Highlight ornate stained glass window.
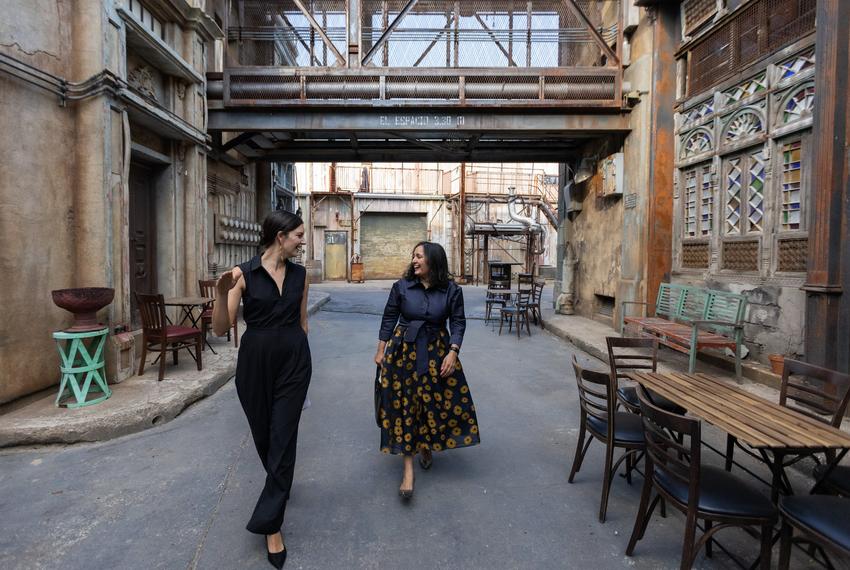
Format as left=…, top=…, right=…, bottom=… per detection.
left=747, top=150, right=765, bottom=233
left=777, top=49, right=815, bottom=82
left=684, top=170, right=698, bottom=238
left=722, top=74, right=767, bottom=107
left=724, top=149, right=765, bottom=235
left=684, top=164, right=712, bottom=238
left=724, top=109, right=764, bottom=143
left=781, top=141, right=803, bottom=231
left=699, top=164, right=713, bottom=236
left=782, top=84, right=814, bottom=124
left=725, top=158, right=742, bottom=234
left=682, top=100, right=714, bottom=128
left=681, top=129, right=713, bottom=159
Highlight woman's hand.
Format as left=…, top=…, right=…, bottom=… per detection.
left=440, top=350, right=458, bottom=377
left=374, top=341, right=387, bottom=366
left=216, top=267, right=243, bottom=296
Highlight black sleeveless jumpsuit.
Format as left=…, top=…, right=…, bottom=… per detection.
left=235, top=255, right=312, bottom=535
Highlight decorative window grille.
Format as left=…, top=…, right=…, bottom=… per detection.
left=684, top=164, right=713, bottom=238
left=682, top=99, right=715, bottom=128
left=724, top=149, right=765, bottom=235
left=722, top=74, right=768, bottom=107
left=682, top=242, right=710, bottom=268
left=724, top=109, right=765, bottom=142
left=780, top=140, right=803, bottom=230
left=683, top=0, right=718, bottom=36
left=782, top=84, right=814, bottom=124
left=777, top=48, right=815, bottom=82
left=686, top=0, right=815, bottom=96
left=681, top=129, right=713, bottom=159
left=747, top=151, right=766, bottom=232
left=725, top=158, right=742, bottom=233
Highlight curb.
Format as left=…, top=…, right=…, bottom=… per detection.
left=0, top=292, right=331, bottom=448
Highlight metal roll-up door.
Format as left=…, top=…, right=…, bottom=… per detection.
left=360, top=213, right=427, bottom=280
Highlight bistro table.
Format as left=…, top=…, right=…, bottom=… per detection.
left=164, top=296, right=215, bottom=352
left=625, top=371, right=850, bottom=503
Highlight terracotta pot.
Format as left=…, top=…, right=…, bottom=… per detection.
left=51, top=287, right=114, bottom=332
left=768, top=354, right=785, bottom=375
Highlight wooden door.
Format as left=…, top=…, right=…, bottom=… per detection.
left=129, top=162, right=156, bottom=325
left=324, top=231, right=348, bottom=280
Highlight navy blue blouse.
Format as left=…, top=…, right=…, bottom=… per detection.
left=378, top=278, right=466, bottom=349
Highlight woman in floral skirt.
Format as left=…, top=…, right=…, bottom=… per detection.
left=373, top=241, right=480, bottom=499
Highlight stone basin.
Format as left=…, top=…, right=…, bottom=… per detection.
left=51, top=287, right=114, bottom=332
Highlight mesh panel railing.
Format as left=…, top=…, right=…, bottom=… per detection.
left=687, top=0, right=815, bottom=96
left=360, top=0, right=618, bottom=68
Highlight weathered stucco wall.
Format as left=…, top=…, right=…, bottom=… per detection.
left=0, top=0, right=78, bottom=403
left=565, top=9, right=656, bottom=327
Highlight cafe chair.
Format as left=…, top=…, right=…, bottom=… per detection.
left=778, top=496, right=850, bottom=570
left=725, top=359, right=850, bottom=484
left=484, top=279, right=511, bottom=325
left=199, top=279, right=238, bottom=349
left=525, top=281, right=545, bottom=328
left=626, top=385, right=776, bottom=570
left=569, top=356, right=645, bottom=523
left=136, top=293, right=203, bottom=382
left=499, top=289, right=533, bottom=339
left=606, top=336, right=684, bottom=415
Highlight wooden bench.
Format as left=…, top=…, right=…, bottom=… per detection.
left=620, top=283, right=748, bottom=380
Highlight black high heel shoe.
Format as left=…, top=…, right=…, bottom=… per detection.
left=267, top=535, right=287, bottom=569
left=267, top=549, right=286, bottom=569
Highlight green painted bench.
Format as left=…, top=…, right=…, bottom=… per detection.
left=620, top=283, right=748, bottom=380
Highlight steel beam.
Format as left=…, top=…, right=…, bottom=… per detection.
left=209, top=109, right=631, bottom=133
left=564, top=0, right=619, bottom=65
left=362, top=0, right=419, bottom=65
left=292, top=0, right=346, bottom=65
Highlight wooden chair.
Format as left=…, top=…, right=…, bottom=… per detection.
left=725, top=359, right=850, bottom=488
left=517, top=272, right=534, bottom=291
left=499, top=289, right=532, bottom=338
left=136, top=293, right=202, bottom=382
left=626, top=385, right=776, bottom=570
left=198, top=279, right=238, bottom=349
left=569, top=356, right=645, bottom=523
left=606, top=336, right=684, bottom=415
left=484, top=279, right=511, bottom=324
left=778, top=496, right=850, bottom=570
left=525, top=281, right=545, bottom=328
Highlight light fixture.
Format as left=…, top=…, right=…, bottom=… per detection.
left=574, top=158, right=595, bottom=184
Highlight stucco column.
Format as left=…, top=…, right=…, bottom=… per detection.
left=71, top=1, right=111, bottom=291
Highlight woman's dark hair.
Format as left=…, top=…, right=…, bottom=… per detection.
left=403, top=241, right=452, bottom=288
left=260, top=210, right=303, bottom=249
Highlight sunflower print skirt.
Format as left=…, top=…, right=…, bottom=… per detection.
left=378, top=325, right=481, bottom=455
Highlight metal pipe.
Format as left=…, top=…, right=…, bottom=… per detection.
left=227, top=78, right=614, bottom=100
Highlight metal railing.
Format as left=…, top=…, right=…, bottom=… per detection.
left=219, top=0, right=623, bottom=107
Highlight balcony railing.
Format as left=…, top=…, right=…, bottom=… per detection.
left=215, top=0, right=624, bottom=107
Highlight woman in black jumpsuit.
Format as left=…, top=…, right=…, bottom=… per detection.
left=213, top=211, right=310, bottom=569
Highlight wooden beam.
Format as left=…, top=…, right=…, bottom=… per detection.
left=564, top=0, right=619, bottom=65
left=362, top=0, right=419, bottom=65
left=292, top=0, right=346, bottom=65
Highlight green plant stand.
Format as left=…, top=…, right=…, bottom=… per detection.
left=52, top=328, right=111, bottom=408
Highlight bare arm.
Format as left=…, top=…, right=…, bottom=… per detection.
left=213, top=267, right=244, bottom=336
left=300, top=270, right=309, bottom=334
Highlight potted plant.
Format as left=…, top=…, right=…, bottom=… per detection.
left=767, top=334, right=800, bottom=375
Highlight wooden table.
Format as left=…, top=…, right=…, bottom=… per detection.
left=626, top=370, right=850, bottom=501
left=164, top=296, right=213, bottom=328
